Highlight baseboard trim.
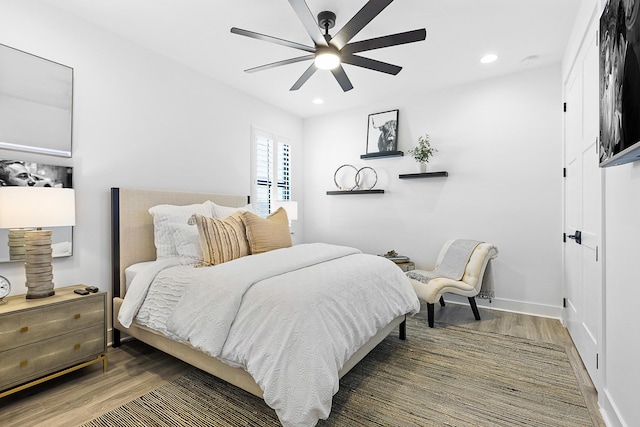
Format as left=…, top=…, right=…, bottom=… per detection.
left=443, top=295, right=562, bottom=319
left=600, top=387, right=626, bottom=427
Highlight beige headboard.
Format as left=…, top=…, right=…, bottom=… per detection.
left=111, top=187, right=249, bottom=299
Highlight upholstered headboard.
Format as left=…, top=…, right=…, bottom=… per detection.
left=110, top=187, right=249, bottom=299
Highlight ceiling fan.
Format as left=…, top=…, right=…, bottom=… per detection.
left=230, top=0, right=426, bottom=92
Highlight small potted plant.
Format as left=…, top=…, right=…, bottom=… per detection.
left=408, top=134, right=437, bottom=172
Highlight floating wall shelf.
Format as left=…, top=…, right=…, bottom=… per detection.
left=360, top=151, right=404, bottom=159
left=326, top=189, right=385, bottom=195
left=399, top=171, right=448, bottom=179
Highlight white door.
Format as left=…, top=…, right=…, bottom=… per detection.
left=563, top=19, right=602, bottom=391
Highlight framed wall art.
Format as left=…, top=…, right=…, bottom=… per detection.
left=599, top=0, right=640, bottom=167
left=0, top=159, right=73, bottom=262
left=0, top=43, right=73, bottom=158
left=362, top=109, right=403, bottom=159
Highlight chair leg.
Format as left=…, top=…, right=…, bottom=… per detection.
left=439, top=296, right=445, bottom=306
left=427, top=303, right=435, bottom=328
left=468, top=297, right=481, bottom=321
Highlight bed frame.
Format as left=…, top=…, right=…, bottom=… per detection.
left=111, top=187, right=407, bottom=399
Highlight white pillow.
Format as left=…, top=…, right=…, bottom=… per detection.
left=149, top=201, right=214, bottom=259
left=211, top=201, right=254, bottom=218
left=172, top=223, right=203, bottom=265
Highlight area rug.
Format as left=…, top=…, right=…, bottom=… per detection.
left=82, top=319, right=593, bottom=426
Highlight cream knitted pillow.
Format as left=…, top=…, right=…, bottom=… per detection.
left=188, top=212, right=249, bottom=266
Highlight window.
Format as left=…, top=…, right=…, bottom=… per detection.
left=252, top=128, right=291, bottom=218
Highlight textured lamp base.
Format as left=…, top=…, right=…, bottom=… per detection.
left=8, top=228, right=27, bottom=261
left=25, top=230, right=55, bottom=299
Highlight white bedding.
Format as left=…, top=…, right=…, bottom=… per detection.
left=118, top=243, right=420, bottom=427
left=124, top=260, right=160, bottom=290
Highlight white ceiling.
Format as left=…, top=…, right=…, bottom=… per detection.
left=41, top=0, right=581, bottom=118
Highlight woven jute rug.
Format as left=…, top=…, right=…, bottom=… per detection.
left=83, top=318, right=593, bottom=426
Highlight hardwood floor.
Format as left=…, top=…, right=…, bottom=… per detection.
left=0, top=303, right=606, bottom=427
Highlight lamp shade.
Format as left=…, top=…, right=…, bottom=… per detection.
left=0, top=187, right=75, bottom=229
left=272, top=200, right=298, bottom=221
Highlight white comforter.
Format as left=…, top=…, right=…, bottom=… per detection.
left=119, top=243, right=420, bottom=427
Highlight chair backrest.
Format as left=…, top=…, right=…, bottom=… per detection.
left=436, top=240, right=498, bottom=289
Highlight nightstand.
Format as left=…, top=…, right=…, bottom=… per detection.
left=0, top=285, right=107, bottom=398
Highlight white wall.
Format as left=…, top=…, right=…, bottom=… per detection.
left=563, top=1, right=639, bottom=425
left=603, top=165, right=640, bottom=427
left=0, top=1, right=304, bottom=303
left=303, top=65, right=564, bottom=317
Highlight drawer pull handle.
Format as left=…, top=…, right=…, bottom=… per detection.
left=74, top=344, right=81, bottom=350
left=74, top=314, right=81, bottom=319
left=20, top=326, right=29, bottom=333
left=20, top=360, right=28, bottom=367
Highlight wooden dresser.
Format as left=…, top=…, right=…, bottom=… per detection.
left=0, top=285, right=107, bottom=397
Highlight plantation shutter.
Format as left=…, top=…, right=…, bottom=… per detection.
left=253, top=129, right=291, bottom=218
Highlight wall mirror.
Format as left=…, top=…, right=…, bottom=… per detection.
left=0, top=43, right=73, bottom=157
left=0, top=160, right=73, bottom=262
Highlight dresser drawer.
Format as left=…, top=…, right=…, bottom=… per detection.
left=0, top=296, right=104, bottom=352
left=0, top=323, right=106, bottom=391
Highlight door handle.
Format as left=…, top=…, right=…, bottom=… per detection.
left=567, top=230, right=582, bottom=245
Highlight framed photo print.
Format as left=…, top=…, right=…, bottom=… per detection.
left=0, top=159, right=73, bottom=262
left=366, top=109, right=399, bottom=154
left=598, top=0, right=640, bottom=167
left=0, top=43, right=73, bottom=158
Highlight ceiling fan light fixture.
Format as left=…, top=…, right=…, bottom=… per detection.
left=231, top=0, right=427, bottom=91
left=315, top=49, right=340, bottom=70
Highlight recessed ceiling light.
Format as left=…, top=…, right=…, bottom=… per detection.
left=312, top=98, right=324, bottom=105
left=480, top=54, right=498, bottom=64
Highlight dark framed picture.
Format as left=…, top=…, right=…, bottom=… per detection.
left=0, top=159, right=73, bottom=262
left=366, top=109, right=399, bottom=154
left=599, top=0, right=640, bottom=167
left=0, top=159, right=72, bottom=188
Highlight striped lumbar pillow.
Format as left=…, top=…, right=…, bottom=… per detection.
left=188, top=212, right=250, bottom=266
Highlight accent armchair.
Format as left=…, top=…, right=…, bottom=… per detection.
left=407, top=240, right=498, bottom=327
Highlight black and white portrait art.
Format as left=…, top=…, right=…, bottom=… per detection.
left=0, top=160, right=73, bottom=262
left=367, top=109, right=399, bottom=153
left=0, top=160, right=72, bottom=188
left=600, top=0, right=640, bottom=166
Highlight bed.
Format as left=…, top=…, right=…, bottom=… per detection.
left=111, top=187, right=420, bottom=426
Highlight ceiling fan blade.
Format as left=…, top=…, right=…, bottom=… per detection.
left=341, top=54, right=402, bottom=75
left=330, top=0, right=394, bottom=49
left=331, top=65, right=354, bottom=92
left=245, top=55, right=315, bottom=73
left=231, top=27, right=316, bottom=53
left=341, top=29, right=426, bottom=55
left=288, top=0, right=328, bottom=47
left=290, top=63, right=318, bottom=91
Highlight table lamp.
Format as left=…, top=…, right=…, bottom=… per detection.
left=0, top=187, right=75, bottom=298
